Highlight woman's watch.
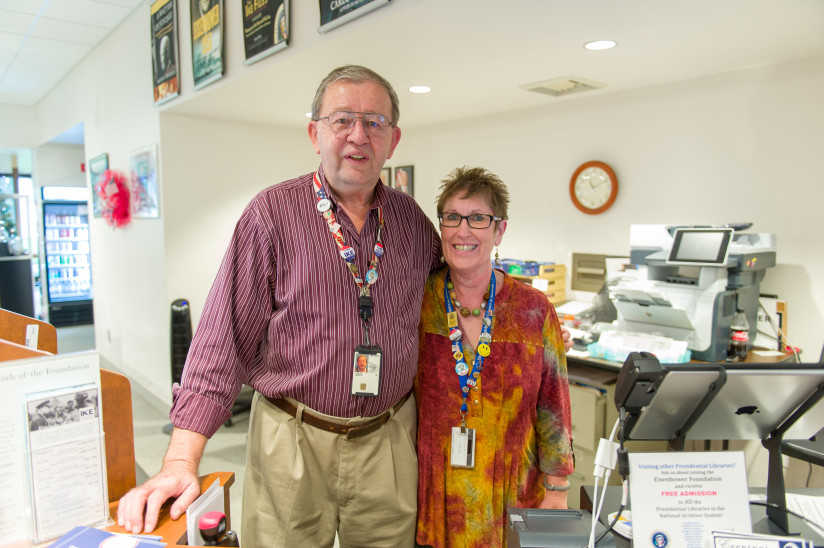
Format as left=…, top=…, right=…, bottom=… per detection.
left=543, top=479, right=570, bottom=491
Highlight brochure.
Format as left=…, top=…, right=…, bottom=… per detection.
left=0, top=351, right=107, bottom=545
left=629, top=451, right=751, bottom=548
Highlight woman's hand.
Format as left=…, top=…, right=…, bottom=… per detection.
left=561, top=326, right=573, bottom=352
left=538, top=490, right=568, bottom=509
left=539, top=475, right=570, bottom=509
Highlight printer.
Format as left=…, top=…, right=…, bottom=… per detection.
left=609, top=224, right=776, bottom=362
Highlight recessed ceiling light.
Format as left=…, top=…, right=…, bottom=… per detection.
left=584, top=40, right=617, bottom=51
left=409, top=85, right=431, bottom=94
left=305, top=112, right=312, bottom=118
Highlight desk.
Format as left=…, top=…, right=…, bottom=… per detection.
left=105, top=471, right=235, bottom=547
left=567, top=348, right=797, bottom=373
left=580, top=485, right=824, bottom=547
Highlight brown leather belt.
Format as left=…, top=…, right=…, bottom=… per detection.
left=265, top=391, right=411, bottom=440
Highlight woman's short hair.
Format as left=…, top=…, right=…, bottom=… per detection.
left=436, top=166, right=510, bottom=220
left=311, top=65, right=400, bottom=125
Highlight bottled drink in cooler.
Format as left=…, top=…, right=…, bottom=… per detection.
left=727, top=309, right=749, bottom=362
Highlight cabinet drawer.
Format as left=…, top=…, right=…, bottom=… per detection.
left=569, top=384, right=606, bottom=452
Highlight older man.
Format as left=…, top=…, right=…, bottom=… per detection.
left=118, top=65, right=440, bottom=547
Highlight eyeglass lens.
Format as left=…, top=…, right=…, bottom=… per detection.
left=439, top=214, right=496, bottom=228
left=323, top=111, right=392, bottom=135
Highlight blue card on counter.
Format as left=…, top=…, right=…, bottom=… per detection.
left=49, top=525, right=166, bottom=547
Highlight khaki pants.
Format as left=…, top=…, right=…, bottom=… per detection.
left=241, top=392, right=418, bottom=547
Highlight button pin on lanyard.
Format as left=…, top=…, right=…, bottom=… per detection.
left=313, top=171, right=384, bottom=345
left=444, top=269, right=496, bottom=431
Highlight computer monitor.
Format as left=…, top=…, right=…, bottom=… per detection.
left=666, top=227, right=733, bottom=266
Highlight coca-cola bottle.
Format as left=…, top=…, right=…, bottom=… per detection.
left=727, top=309, right=750, bottom=362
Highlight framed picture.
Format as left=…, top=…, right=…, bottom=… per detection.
left=151, top=0, right=179, bottom=104
left=129, top=144, right=160, bottom=218
left=318, top=0, right=389, bottom=33
left=88, top=153, right=109, bottom=218
left=190, top=0, right=224, bottom=90
left=380, top=167, right=391, bottom=187
left=243, top=0, right=289, bottom=65
left=393, top=165, right=414, bottom=196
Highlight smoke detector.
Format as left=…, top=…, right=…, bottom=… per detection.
left=520, top=76, right=606, bottom=97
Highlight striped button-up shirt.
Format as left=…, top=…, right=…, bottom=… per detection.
left=170, top=166, right=442, bottom=437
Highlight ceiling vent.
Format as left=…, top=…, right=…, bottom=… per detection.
left=520, top=76, right=606, bottom=97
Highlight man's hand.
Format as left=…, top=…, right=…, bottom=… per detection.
left=117, top=461, right=201, bottom=533
left=117, top=427, right=208, bottom=534
left=561, top=326, right=573, bottom=353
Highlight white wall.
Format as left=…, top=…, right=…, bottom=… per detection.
left=29, top=7, right=169, bottom=400
left=159, top=113, right=317, bottom=328
left=395, top=56, right=824, bottom=358
left=0, top=104, right=37, bottom=148
left=33, top=144, right=85, bottom=187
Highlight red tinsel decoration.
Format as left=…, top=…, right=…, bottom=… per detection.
left=96, top=169, right=131, bottom=228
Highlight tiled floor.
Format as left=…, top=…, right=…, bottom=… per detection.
left=56, top=325, right=248, bottom=540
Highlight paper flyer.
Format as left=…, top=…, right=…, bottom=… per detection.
left=629, top=451, right=752, bottom=548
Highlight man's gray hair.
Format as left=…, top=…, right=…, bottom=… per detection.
left=311, top=65, right=399, bottom=125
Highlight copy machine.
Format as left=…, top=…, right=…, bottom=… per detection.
left=609, top=224, right=776, bottom=362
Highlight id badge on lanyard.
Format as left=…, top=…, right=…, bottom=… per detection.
left=351, top=345, right=382, bottom=396
left=450, top=426, right=476, bottom=468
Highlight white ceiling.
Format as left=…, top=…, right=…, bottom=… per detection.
left=0, top=0, right=144, bottom=107
left=167, top=0, right=824, bottom=131
left=1, top=0, right=824, bottom=153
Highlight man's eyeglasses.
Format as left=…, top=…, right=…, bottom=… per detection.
left=316, top=111, right=394, bottom=136
left=438, top=213, right=502, bottom=229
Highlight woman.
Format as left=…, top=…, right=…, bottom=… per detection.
left=415, top=166, right=574, bottom=548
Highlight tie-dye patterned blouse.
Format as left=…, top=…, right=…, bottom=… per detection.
left=414, top=267, right=574, bottom=548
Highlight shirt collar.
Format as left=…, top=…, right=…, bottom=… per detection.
left=316, top=163, right=386, bottom=212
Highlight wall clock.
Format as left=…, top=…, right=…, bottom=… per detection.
left=569, top=161, right=618, bottom=215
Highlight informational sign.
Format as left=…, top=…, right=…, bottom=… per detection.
left=190, top=0, right=224, bottom=90
left=243, top=0, right=289, bottom=65
left=629, top=451, right=752, bottom=548
left=151, top=0, right=180, bottom=104
left=318, top=0, right=390, bottom=33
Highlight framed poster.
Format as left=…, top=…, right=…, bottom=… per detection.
left=130, top=145, right=160, bottom=218
left=191, top=0, right=223, bottom=90
left=243, top=0, right=289, bottom=65
left=318, top=0, right=390, bottom=33
left=380, top=167, right=391, bottom=186
left=393, top=165, right=413, bottom=196
left=87, top=153, right=108, bottom=218
left=151, top=0, right=179, bottom=104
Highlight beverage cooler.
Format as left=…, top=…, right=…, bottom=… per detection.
left=42, top=201, right=94, bottom=326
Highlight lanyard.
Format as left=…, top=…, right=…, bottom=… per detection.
left=444, top=269, right=496, bottom=425
left=313, top=171, right=385, bottom=344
